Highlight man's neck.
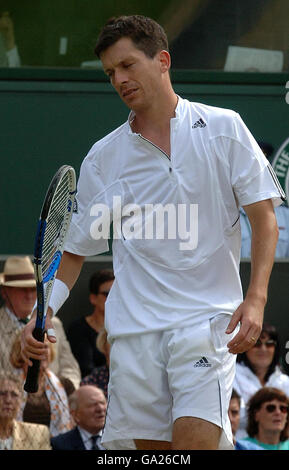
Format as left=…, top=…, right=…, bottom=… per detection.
left=130, top=92, right=178, bottom=157
left=131, top=91, right=178, bottom=135
left=4, top=305, right=19, bottom=320
left=78, top=425, right=102, bottom=436
left=4, top=305, right=28, bottom=324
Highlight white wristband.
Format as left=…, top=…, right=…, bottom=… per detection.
left=48, top=278, right=70, bottom=316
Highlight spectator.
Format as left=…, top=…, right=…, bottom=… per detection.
left=0, top=11, right=21, bottom=67
left=81, top=328, right=110, bottom=398
left=67, top=270, right=114, bottom=378
left=241, top=141, right=289, bottom=258
left=238, top=387, right=289, bottom=450
left=0, top=255, right=81, bottom=389
left=10, top=332, right=72, bottom=437
left=51, top=385, right=106, bottom=450
left=0, top=373, right=51, bottom=450
left=228, top=389, right=263, bottom=450
left=234, top=322, right=289, bottom=438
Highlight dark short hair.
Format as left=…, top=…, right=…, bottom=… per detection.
left=231, top=388, right=241, bottom=405
left=246, top=387, right=289, bottom=441
left=89, top=270, right=114, bottom=295
left=237, top=322, right=281, bottom=382
left=94, top=15, right=168, bottom=59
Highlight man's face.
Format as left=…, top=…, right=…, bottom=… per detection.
left=73, top=386, right=107, bottom=435
left=1, top=286, right=36, bottom=319
left=101, top=37, right=167, bottom=112
left=0, top=379, right=22, bottom=421
left=228, top=398, right=240, bottom=436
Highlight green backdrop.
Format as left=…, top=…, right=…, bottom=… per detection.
left=1, top=69, right=288, bottom=255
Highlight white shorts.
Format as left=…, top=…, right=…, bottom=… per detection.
left=102, top=313, right=238, bottom=450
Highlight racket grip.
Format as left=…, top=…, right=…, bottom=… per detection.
left=23, top=327, right=45, bottom=393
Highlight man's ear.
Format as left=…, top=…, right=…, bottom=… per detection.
left=71, top=409, right=79, bottom=424
left=159, top=50, right=171, bottom=73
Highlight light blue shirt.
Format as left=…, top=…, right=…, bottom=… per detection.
left=241, top=436, right=289, bottom=450
left=78, top=427, right=104, bottom=450
left=240, top=204, right=289, bottom=258
left=235, top=439, right=263, bottom=450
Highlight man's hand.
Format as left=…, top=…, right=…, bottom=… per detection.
left=20, top=253, right=84, bottom=366
left=21, top=307, right=57, bottom=367
left=226, top=199, right=279, bottom=354
left=225, top=294, right=265, bottom=354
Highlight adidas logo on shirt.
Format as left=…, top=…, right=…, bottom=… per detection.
left=192, top=118, right=206, bottom=129
left=193, top=357, right=212, bottom=367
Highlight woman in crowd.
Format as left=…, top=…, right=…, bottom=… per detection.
left=0, top=373, right=51, bottom=450
left=10, top=332, right=72, bottom=437
left=239, top=387, right=289, bottom=450
left=67, top=270, right=114, bottom=378
left=233, top=322, right=289, bottom=437
left=80, top=328, right=109, bottom=398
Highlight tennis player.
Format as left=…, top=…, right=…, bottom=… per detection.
left=21, top=15, right=285, bottom=450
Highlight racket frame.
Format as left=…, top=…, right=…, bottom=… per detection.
left=24, top=165, right=76, bottom=393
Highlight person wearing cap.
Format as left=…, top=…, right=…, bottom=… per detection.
left=0, top=256, right=81, bottom=389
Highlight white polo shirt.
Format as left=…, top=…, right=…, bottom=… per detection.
left=65, top=96, right=284, bottom=338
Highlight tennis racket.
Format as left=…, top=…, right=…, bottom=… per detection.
left=24, top=165, right=76, bottom=393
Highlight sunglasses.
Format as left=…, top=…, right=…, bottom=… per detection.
left=99, top=291, right=110, bottom=298
left=253, top=339, right=276, bottom=349
left=264, top=403, right=288, bottom=414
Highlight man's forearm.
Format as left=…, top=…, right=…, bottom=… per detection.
left=57, top=251, right=85, bottom=290
left=246, top=208, right=279, bottom=304
left=44, top=251, right=85, bottom=319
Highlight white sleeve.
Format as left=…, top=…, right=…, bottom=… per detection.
left=228, top=114, right=285, bottom=208
left=64, top=150, right=110, bottom=256
left=64, top=146, right=131, bottom=256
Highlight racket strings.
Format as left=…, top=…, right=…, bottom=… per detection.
left=41, top=173, right=73, bottom=278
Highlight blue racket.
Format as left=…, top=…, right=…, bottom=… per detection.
left=24, top=165, right=76, bottom=393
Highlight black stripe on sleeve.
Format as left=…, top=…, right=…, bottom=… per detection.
left=267, top=163, right=286, bottom=202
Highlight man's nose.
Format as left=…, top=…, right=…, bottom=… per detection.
left=25, top=288, right=36, bottom=299
left=113, top=69, right=128, bottom=87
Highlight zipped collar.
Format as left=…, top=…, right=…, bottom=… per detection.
left=126, top=94, right=182, bottom=136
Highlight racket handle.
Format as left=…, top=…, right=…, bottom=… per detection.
left=23, top=327, right=45, bottom=393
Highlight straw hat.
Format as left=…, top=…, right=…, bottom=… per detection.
left=0, top=256, right=36, bottom=288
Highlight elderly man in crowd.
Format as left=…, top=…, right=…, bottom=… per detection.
left=0, top=256, right=81, bottom=389
left=51, top=385, right=107, bottom=450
